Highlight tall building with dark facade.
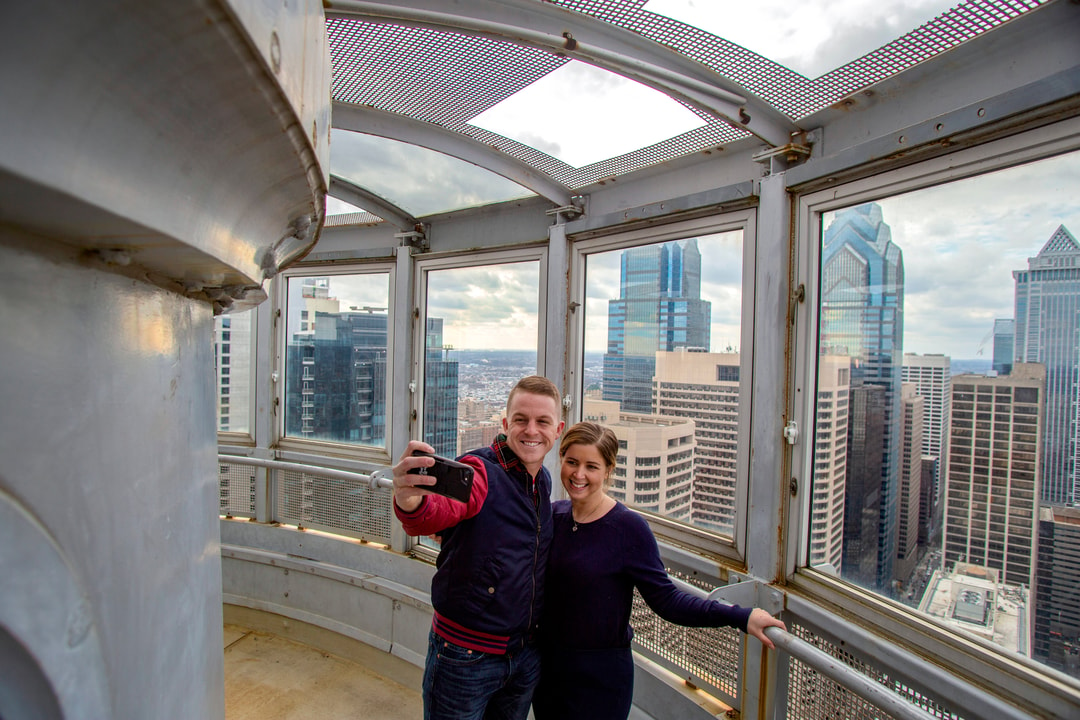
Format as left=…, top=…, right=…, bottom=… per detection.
left=1013, top=225, right=1080, bottom=505
left=842, top=383, right=886, bottom=589
left=822, top=202, right=905, bottom=592
left=424, top=317, right=460, bottom=457
left=286, top=309, right=388, bottom=444
left=286, top=309, right=457, bottom=455
left=1035, top=505, right=1080, bottom=677
left=603, top=239, right=711, bottom=413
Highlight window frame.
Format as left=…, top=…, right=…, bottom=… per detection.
left=411, top=244, right=549, bottom=451
left=787, top=115, right=1080, bottom=701
left=567, top=209, right=758, bottom=563
left=273, top=262, right=398, bottom=465
left=215, top=308, right=257, bottom=446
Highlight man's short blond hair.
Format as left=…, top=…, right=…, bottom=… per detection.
left=506, top=375, right=561, bottom=413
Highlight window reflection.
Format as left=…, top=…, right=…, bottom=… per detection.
left=283, top=274, right=390, bottom=446
left=809, top=150, right=1080, bottom=676
left=582, top=231, right=744, bottom=536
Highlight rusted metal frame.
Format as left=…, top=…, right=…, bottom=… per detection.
left=324, top=0, right=800, bottom=149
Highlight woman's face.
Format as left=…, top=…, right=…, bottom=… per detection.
left=560, top=442, right=610, bottom=504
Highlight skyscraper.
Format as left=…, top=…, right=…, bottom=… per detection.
left=944, top=364, right=1043, bottom=589
left=842, top=384, right=886, bottom=589
left=603, top=239, right=711, bottom=413
left=1013, top=225, right=1080, bottom=505
left=652, top=350, right=739, bottom=533
left=286, top=308, right=388, bottom=445
left=424, top=318, right=460, bottom=457
left=811, top=355, right=851, bottom=572
left=1034, top=505, right=1080, bottom=676
left=901, top=353, right=952, bottom=542
left=821, top=202, right=905, bottom=592
left=992, top=319, right=1015, bottom=376
left=896, top=383, right=924, bottom=585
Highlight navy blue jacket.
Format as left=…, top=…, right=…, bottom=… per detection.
left=398, top=438, right=553, bottom=654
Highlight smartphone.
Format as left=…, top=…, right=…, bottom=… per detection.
left=407, top=451, right=475, bottom=503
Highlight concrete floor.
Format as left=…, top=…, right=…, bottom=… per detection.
left=224, top=607, right=422, bottom=720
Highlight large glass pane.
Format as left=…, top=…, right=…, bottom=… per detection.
left=582, top=231, right=744, bottom=536
left=215, top=311, right=253, bottom=435
left=283, top=273, right=391, bottom=446
left=809, top=149, right=1080, bottom=676
left=423, top=261, right=540, bottom=458
left=330, top=130, right=535, bottom=218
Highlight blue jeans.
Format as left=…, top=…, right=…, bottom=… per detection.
left=422, top=630, right=541, bottom=720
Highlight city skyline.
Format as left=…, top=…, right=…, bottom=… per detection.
left=328, top=151, right=1079, bottom=359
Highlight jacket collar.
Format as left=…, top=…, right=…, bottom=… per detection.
left=491, top=434, right=525, bottom=474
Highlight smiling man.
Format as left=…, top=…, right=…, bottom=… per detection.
left=392, top=375, right=564, bottom=720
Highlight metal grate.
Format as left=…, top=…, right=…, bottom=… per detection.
left=629, top=570, right=741, bottom=703
left=558, top=0, right=1046, bottom=120
left=276, top=468, right=394, bottom=543
left=785, top=622, right=965, bottom=720
left=327, top=0, right=1047, bottom=189
left=219, top=463, right=256, bottom=517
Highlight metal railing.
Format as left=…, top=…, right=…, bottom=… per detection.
left=765, top=626, right=940, bottom=720
left=219, top=454, right=395, bottom=543
left=219, top=454, right=394, bottom=490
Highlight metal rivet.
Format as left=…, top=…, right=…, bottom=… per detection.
left=270, top=31, right=281, bottom=74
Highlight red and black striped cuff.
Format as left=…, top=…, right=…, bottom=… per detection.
left=432, top=611, right=511, bottom=655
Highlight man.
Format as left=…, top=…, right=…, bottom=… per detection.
left=392, top=375, right=564, bottom=720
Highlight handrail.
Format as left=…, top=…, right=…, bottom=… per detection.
left=219, top=454, right=395, bottom=490
left=763, top=626, right=939, bottom=720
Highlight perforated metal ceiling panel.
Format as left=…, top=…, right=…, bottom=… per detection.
left=327, top=0, right=1048, bottom=191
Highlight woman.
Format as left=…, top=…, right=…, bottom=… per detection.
left=532, top=422, right=786, bottom=720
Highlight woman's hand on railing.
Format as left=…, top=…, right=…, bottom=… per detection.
left=746, top=608, right=787, bottom=650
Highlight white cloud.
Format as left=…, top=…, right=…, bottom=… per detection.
left=468, top=60, right=706, bottom=168
left=644, top=0, right=959, bottom=78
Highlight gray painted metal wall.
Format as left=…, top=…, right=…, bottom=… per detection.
left=0, top=1, right=330, bottom=717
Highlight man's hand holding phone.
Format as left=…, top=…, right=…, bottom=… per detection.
left=391, top=440, right=475, bottom=511
left=392, top=440, right=438, bottom=512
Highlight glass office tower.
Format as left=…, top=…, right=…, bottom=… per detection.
left=820, top=202, right=905, bottom=593
left=1013, top=225, right=1080, bottom=505
left=602, top=239, right=711, bottom=413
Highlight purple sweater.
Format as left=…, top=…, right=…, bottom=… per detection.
left=540, top=499, right=751, bottom=650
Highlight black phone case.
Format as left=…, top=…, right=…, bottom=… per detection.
left=407, top=451, right=475, bottom=503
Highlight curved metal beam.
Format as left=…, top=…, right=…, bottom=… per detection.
left=325, top=0, right=799, bottom=148
left=332, top=102, right=578, bottom=209
left=328, top=174, right=419, bottom=231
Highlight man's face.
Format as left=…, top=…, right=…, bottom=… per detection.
left=502, top=391, right=564, bottom=476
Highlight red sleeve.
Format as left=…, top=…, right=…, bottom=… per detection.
left=394, top=454, right=488, bottom=536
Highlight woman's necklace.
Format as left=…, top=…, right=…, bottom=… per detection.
left=571, top=498, right=610, bottom=532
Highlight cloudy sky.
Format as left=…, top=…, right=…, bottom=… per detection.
left=323, top=1, right=1078, bottom=359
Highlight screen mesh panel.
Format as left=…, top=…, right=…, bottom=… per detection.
left=219, top=462, right=256, bottom=518
left=276, top=468, right=394, bottom=544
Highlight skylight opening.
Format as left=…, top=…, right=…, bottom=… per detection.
left=643, top=0, right=961, bottom=78
left=467, top=60, right=707, bottom=169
